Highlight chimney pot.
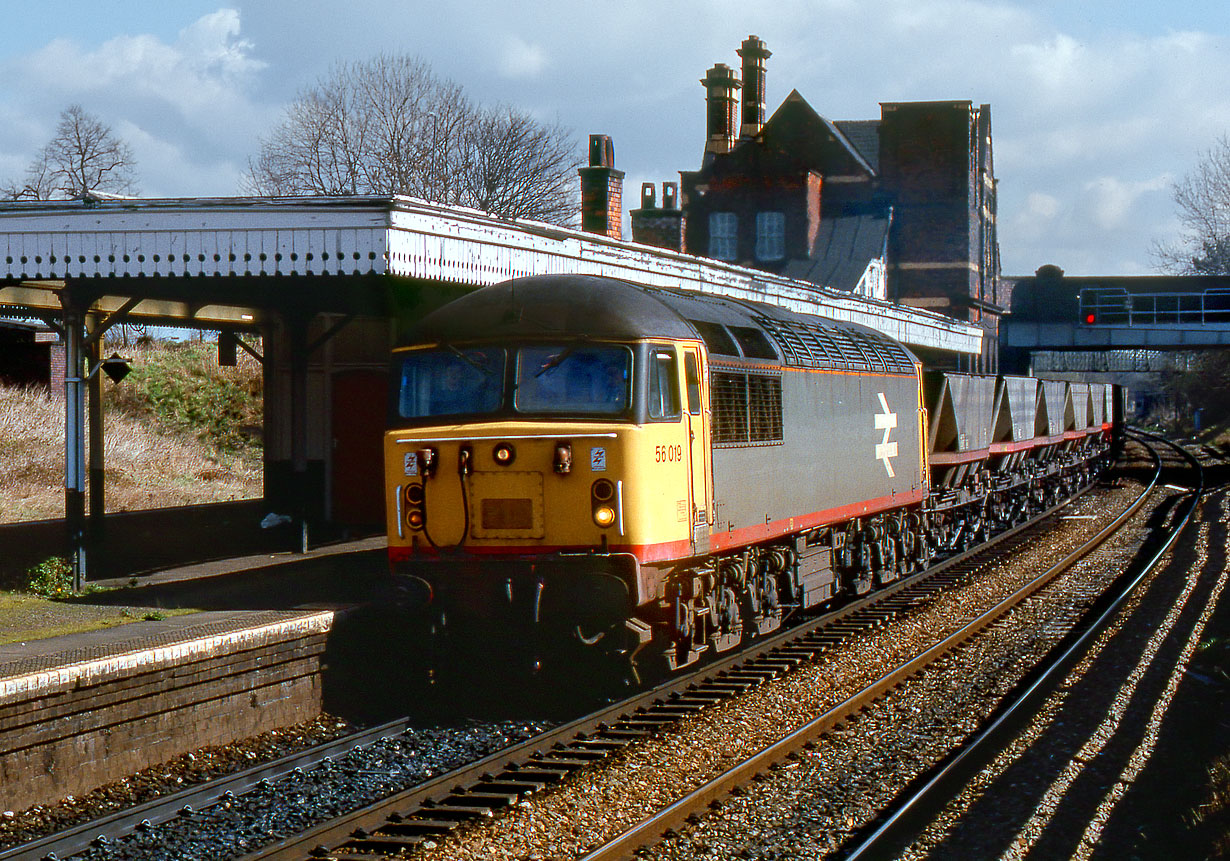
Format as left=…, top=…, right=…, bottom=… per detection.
left=589, top=134, right=615, bottom=168
left=737, top=35, right=771, bottom=139
left=641, top=183, right=656, bottom=209
left=702, top=63, right=741, bottom=157
left=662, top=182, right=678, bottom=210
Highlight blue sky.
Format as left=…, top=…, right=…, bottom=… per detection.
left=2, top=1, right=1228, bottom=276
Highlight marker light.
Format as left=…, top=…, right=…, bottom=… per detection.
left=1084, top=312, right=1097, bottom=325
left=592, top=479, right=615, bottom=502
left=404, top=482, right=425, bottom=531
left=591, top=479, right=617, bottom=529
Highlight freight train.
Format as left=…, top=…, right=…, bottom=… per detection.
left=383, top=275, right=1116, bottom=677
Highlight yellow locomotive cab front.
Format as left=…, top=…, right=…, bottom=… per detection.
left=383, top=334, right=707, bottom=665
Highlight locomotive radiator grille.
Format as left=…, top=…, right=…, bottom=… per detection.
left=712, top=370, right=783, bottom=446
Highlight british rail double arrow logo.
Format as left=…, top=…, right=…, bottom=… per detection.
left=875, top=392, right=898, bottom=477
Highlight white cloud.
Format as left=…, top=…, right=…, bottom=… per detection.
left=15, top=9, right=266, bottom=133
left=1026, top=192, right=1062, bottom=221
left=0, top=8, right=274, bottom=196
left=1, top=0, right=1226, bottom=274
left=1081, top=174, right=1173, bottom=231
left=498, top=36, right=548, bottom=79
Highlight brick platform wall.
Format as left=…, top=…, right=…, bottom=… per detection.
left=0, top=611, right=333, bottom=812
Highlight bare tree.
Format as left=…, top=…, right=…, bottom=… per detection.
left=246, top=54, right=580, bottom=225
left=459, top=104, right=580, bottom=224
left=2, top=105, right=139, bottom=200
left=1149, top=136, right=1230, bottom=433
left=1153, top=134, right=1230, bottom=275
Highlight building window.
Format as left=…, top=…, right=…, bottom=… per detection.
left=756, top=211, right=785, bottom=261
left=709, top=212, right=737, bottom=261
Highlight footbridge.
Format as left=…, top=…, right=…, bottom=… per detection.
left=0, top=195, right=982, bottom=581
left=1001, top=266, right=1230, bottom=371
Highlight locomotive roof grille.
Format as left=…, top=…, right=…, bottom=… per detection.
left=752, top=316, right=914, bottom=375
left=404, top=276, right=917, bottom=375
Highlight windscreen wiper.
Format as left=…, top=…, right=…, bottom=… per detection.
left=442, top=342, right=493, bottom=375
left=534, top=338, right=589, bottom=378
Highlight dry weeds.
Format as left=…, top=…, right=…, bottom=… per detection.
left=0, top=384, right=260, bottom=523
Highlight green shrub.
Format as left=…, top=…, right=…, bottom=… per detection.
left=105, top=341, right=263, bottom=455
left=21, top=557, right=74, bottom=599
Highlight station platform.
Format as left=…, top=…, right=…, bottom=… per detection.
left=0, top=498, right=389, bottom=698
left=0, top=502, right=394, bottom=812
left=0, top=499, right=383, bottom=585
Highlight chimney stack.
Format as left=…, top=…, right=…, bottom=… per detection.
left=630, top=181, right=685, bottom=252
left=578, top=134, right=624, bottom=240
left=702, top=63, right=741, bottom=157
left=738, top=35, right=771, bottom=139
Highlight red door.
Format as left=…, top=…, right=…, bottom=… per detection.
left=331, top=370, right=388, bottom=526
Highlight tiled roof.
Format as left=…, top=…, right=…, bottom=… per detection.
left=784, top=207, right=891, bottom=292
left=833, top=120, right=881, bottom=173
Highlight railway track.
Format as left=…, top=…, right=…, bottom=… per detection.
left=231, top=474, right=1140, bottom=860
left=0, top=720, right=416, bottom=861
left=11, top=444, right=1175, bottom=861
left=573, top=437, right=1169, bottom=861
left=836, top=431, right=1206, bottom=859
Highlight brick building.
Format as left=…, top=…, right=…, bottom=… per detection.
left=0, top=320, right=62, bottom=388
left=583, top=36, right=1002, bottom=370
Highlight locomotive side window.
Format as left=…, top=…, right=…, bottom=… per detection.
left=648, top=349, right=681, bottom=421
left=515, top=344, right=631, bottom=415
left=687, top=319, right=739, bottom=356
left=394, top=347, right=505, bottom=419
left=729, top=326, right=779, bottom=360
left=684, top=352, right=702, bottom=416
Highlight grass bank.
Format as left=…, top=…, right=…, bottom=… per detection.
left=0, top=339, right=263, bottom=524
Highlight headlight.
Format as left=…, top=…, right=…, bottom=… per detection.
left=593, top=506, right=616, bottom=528
left=493, top=441, right=516, bottom=466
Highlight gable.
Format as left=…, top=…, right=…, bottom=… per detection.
left=696, top=90, right=877, bottom=183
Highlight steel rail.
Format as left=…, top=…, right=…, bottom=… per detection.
left=839, top=432, right=1199, bottom=861
left=244, top=488, right=1099, bottom=861
left=579, top=446, right=1159, bottom=861
left=7, top=505, right=1048, bottom=861
left=0, top=718, right=418, bottom=861
left=16, top=465, right=1107, bottom=861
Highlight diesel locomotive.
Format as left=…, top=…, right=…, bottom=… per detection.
left=383, top=274, right=1115, bottom=675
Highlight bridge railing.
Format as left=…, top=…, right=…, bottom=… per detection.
left=1079, top=286, right=1230, bottom=326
